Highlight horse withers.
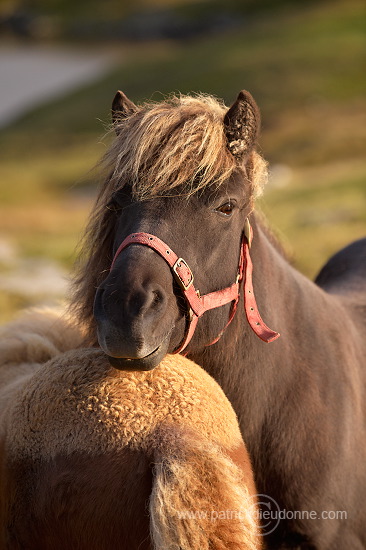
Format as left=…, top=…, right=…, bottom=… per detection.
left=70, top=90, right=366, bottom=548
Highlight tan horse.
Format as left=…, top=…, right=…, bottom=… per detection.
left=0, top=309, right=261, bottom=549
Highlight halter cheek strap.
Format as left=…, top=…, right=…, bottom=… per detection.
left=109, top=221, right=279, bottom=353
left=241, top=221, right=280, bottom=343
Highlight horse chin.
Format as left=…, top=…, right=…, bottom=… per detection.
left=106, top=340, right=169, bottom=371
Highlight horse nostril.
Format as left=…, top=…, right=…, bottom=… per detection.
left=131, top=285, right=166, bottom=316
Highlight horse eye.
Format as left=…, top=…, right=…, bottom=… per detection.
left=215, top=202, right=235, bottom=217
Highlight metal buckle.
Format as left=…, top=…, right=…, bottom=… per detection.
left=173, top=258, right=194, bottom=290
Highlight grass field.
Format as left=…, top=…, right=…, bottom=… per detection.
left=0, top=0, right=365, bottom=322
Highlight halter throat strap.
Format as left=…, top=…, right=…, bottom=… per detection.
left=110, top=222, right=279, bottom=353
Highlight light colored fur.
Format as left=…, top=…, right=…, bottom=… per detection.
left=8, top=349, right=244, bottom=460
left=0, top=307, right=84, bottom=439
left=0, top=307, right=83, bottom=370
left=151, top=433, right=259, bottom=550
left=105, top=93, right=267, bottom=201
left=0, top=309, right=261, bottom=549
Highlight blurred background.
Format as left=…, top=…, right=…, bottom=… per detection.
left=0, top=0, right=365, bottom=323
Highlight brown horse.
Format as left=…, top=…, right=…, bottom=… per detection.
left=70, top=90, right=366, bottom=548
left=0, top=308, right=261, bottom=550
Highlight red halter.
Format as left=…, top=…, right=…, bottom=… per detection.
left=110, top=220, right=279, bottom=353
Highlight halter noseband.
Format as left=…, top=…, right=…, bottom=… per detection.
left=109, top=220, right=279, bottom=353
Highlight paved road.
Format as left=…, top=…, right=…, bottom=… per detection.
left=0, top=43, right=115, bottom=128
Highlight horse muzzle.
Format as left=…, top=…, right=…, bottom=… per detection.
left=103, top=336, right=171, bottom=371
left=93, top=249, right=183, bottom=370
left=94, top=226, right=280, bottom=372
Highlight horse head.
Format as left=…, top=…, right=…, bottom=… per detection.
left=76, top=91, right=269, bottom=370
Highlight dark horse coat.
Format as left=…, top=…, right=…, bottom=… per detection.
left=70, top=90, right=366, bottom=549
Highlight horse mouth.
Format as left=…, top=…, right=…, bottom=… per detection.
left=106, top=340, right=169, bottom=371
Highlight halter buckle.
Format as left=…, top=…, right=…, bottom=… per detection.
left=173, top=258, right=194, bottom=290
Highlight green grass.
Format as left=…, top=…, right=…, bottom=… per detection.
left=2, top=0, right=364, bottom=148
left=259, top=159, right=366, bottom=277
left=0, top=0, right=365, bottom=321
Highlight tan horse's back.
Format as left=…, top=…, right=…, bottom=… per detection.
left=0, top=311, right=260, bottom=550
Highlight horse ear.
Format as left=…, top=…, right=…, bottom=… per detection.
left=224, top=90, right=261, bottom=160
left=112, top=91, right=137, bottom=130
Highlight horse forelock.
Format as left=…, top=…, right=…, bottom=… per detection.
left=69, top=93, right=268, bottom=338
left=102, top=93, right=267, bottom=201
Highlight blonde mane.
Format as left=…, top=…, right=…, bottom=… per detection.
left=70, top=93, right=268, bottom=340
left=103, top=92, right=268, bottom=202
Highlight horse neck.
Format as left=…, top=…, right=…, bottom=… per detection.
left=190, top=215, right=355, bottom=440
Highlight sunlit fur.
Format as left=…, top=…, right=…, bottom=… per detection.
left=70, top=93, right=268, bottom=341
left=107, top=93, right=267, bottom=201
left=0, top=309, right=261, bottom=550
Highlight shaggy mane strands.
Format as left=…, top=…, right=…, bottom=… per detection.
left=105, top=94, right=237, bottom=200
left=70, top=93, right=268, bottom=339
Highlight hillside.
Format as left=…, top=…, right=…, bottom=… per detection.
left=0, top=0, right=365, bottom=321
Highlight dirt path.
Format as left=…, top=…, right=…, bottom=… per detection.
left=0, top=43, right=116, bottom=128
